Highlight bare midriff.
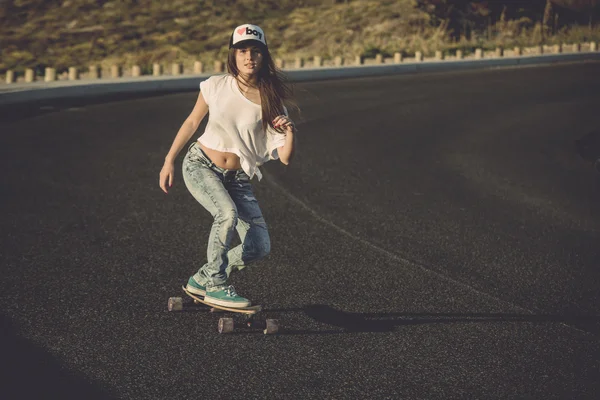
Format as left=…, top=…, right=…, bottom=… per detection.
left=199, top=143, right=242, bottom=170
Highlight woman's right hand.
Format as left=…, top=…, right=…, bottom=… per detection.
left=159, top=162, right=175, bottom=194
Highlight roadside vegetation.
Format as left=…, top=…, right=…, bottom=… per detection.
left=1, top=0, right=599, bottom=75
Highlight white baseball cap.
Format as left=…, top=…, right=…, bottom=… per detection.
left=229, top=24, right=267, bottom=48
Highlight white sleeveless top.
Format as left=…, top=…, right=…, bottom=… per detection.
left=197, top=74, right=287, bottom=180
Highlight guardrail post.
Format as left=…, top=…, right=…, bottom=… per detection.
left=194, top=61, right=204, bottom=74
left=574, top=42, right=581, bottom=52
left=415, top=51, right=423, bottom=62
left=334, top=56, right=343, bottom=66
left=553, top=44, right=562, bottom=54
left=313, top=56, right=322, bottom=67
left=44, top=67, right=56, bottom=82
left=68, top=67, right=79, bottom=80
left=5, top=70, right=15, bottom=84
left=592, top=42, right=598, bottom=52
left=25, top=68, right=35, bottom=82
left=514, top=47, right=522, bottom=56
left=213, top=61, right=224, bottom=72
left=495, top=47, right=503, bottom=57
left=132, top=65, right=141, bottom=77
left=275, top=58, right=284, bottom=69
left=475, top=48, right=483, bottom=59
left=456, top=50, right=463, bottom=59
left=355, top=55, right=364, bottom=65
left=435, top=50, right=443, bottom=60
left=172, top=63, right=182, bottom=76
left=393, top=52, right=402, bottom=63
left=111, top=65, right=121, bottom=78
left=294, top=58, right=304, bottom=68
left=88, top=65, right=99, bottom=79
left=153, top=63, right=162, bottom=76
left=375, top=54, right=383, bottom=64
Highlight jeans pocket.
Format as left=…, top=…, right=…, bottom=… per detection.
left=186, top=144, right=210, bottom=166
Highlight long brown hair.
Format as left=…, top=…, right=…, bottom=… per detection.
left=227, top=45, right=297, bottom=132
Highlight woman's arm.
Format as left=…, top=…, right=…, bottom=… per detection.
left=159, top=91, right=209, bottom=193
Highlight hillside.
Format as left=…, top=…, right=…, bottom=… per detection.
left=1, top=0, right=599, bottom=74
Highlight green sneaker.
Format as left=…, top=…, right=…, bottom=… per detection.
left=205, top=286, right=250, bottom=308
left=186, top=276, right=206, bottom=297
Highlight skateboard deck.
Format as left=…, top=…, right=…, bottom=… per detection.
left=180, top=286, right=262, bottom=315
left=168, top=286, right=279, bottom=334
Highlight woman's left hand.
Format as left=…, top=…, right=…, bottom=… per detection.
left=273, top=115, right=295, bottom=134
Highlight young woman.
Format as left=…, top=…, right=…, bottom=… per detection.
left=159, top=24, right=297, bottom=308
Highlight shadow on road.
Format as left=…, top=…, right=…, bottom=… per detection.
left=265, top=305, right=600, bottom=336
left=1, top=314, right=117, bottom=400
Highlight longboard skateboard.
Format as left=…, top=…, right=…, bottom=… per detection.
left=168, top=286, right=279, bottom=334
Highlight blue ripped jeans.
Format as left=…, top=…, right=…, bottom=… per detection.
left=182, top=142, right=270, bottom=290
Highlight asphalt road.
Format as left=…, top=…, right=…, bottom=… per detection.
left=2, top=61, right=600, bottom=399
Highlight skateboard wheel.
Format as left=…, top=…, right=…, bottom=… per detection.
left=168, top=297, right=183, bottom=312
left=264, top=319, right=280, bottom=335
left=218, top=318, right=234, bottom=334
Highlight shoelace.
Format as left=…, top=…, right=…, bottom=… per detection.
left=224, top=286, right=238, bottom=297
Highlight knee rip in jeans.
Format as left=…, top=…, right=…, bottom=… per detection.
left=242, top=194, right=256, bottom=202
